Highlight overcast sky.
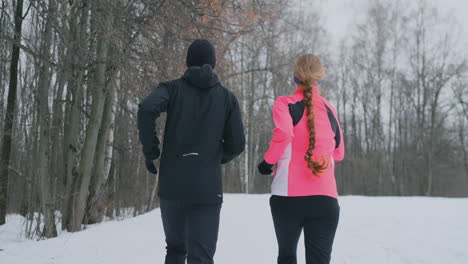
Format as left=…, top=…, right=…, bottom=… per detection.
left=316, top=0, right=468, bottom=52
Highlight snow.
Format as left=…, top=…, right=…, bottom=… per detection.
left=1, top=194, right=468, bottom=264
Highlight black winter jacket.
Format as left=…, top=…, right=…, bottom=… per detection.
left=137, top=65, right=245, bottom=204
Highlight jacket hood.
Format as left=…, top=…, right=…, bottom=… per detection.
left=182, top=64, right=219, bottom=90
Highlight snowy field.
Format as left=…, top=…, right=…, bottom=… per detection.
left=1, top=194, right=468, bottom=264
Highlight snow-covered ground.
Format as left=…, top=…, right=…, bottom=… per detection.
left=1, top=194, right=468, bottom=264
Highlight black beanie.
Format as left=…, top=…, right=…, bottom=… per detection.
left=186, top=39, right=216, bottom=69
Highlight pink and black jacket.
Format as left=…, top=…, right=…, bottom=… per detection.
left=264, top=86, right=344, bottom=199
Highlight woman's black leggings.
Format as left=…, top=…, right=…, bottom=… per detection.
left=270, top=195, right=340, bottom=264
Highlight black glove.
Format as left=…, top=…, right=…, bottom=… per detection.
left=143, top=146, right=160, bottom=161
left=142, top=135, right=161, bottom=161
left=258, top=160, right=274, bottom=175
left=145, top=159, right=158, bottom=174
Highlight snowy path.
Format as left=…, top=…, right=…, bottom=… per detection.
left=1, top=194, right=468, bottom=264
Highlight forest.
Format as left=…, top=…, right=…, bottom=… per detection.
left=0, top=0, right=467, bottom=238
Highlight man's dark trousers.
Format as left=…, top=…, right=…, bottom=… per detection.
left=160, top=198, right=221, bottom=264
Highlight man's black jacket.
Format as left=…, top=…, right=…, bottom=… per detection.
left=137, top=65, right=245, bottom=204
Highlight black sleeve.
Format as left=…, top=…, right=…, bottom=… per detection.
left=325, top=105, right=340, bottom=149
left=137, top=83, right=170, bottom=160
left=221, top=93, right=246, bottom=164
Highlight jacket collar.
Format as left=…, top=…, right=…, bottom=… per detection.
left=182, top=64, right=219, bottom=90
left=294, top=86, right=320, bottom=96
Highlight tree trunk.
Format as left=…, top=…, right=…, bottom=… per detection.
left=0, top=0, right=24, bottom=225
left=69, top=1, right=112, bottom=231
left=86, top=74, right=116, bottom=224
left=36, top=0, right=58, bottom=238
left=62, top=0, right=89, bottom=231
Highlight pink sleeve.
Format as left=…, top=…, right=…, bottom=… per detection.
left=264, top=97, right=294, bottom=164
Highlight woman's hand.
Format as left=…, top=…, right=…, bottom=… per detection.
left=258, top=160, right=274, bottom=175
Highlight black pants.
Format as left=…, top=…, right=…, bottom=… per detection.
left=160, top=198, right=221, bottom=264
left=270, top=195, right=340, bottom=264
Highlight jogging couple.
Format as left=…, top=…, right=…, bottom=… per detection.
left=137, top=39, right=344, bottom=264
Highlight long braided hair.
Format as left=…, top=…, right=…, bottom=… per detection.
left=294, top=54, right=328, bottom=176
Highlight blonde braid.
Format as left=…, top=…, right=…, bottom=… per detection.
left=294, top=54, right=327, bottom=176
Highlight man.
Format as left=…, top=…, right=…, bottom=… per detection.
left=137, top=39, right=245, bottom=264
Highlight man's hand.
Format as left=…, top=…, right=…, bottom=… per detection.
left=258, top=160, right=274, bottom=175
left=145, top=159, right=158, bottom=174
left=143, top=144, right=160, bottom=161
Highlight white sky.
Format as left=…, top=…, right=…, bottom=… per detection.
left=317, top=0, right=468, bottom=51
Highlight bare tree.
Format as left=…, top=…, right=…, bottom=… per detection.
left=35, top=0, right=58, bottom=238
left=0, top=0, right=25, bottom=225
left=69, top=0, right=113, bottom=232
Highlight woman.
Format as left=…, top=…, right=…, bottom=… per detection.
left=258, top=54, right=344, bottom=264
